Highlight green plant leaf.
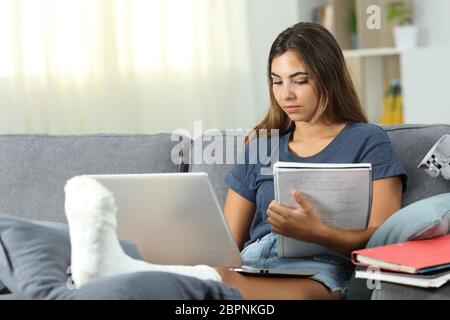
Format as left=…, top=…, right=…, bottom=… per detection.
left=386, top=1, right=413, bottom=25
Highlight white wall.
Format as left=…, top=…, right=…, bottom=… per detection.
left=413, top=0, right=450, bottom=46
left=245, top=0, right=301, bottom=122
left=401, top=1, right=450, bottom=123
left=402, top=47, right=450, bottom=124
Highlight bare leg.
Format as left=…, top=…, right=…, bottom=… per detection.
left=216, top=267, right=342, bottom=300
left=64, top=176, right=221, bottom=288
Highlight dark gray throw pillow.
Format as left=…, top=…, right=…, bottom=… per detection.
left=0, top=214, right=241, bottom=300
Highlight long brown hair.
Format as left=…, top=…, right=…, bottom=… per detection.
left=246, top=22, right=367, bottom=144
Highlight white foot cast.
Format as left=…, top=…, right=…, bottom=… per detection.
left=64, top=175, right=222, bottom=288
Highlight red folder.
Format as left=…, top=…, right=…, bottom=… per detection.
left=351, top=234, right=450, bottom=274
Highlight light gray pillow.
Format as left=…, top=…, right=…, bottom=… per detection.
left=366, top=193, right=450, bottom=248
left=0, top=214, right=241, bottom=300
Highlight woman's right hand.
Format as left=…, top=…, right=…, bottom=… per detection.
left=267, top=191, right=326, bottom=244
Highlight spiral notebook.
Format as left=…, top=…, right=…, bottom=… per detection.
left=273, top=162, right=372, bottom=258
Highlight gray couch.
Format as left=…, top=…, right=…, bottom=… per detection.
left=0, top=124, right=449, bottom=299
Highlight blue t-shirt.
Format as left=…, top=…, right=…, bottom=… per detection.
left=224, top=121, right=408, bottom=248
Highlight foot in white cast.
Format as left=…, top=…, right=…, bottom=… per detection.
left=64, top=175, right=222, bottom=288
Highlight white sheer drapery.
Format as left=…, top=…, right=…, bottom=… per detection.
left=0, top=0, right=258, bottom=135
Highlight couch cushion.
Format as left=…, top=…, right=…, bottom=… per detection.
left=189, top=130, right=246, bottom=210
left=371, top=282, right=450, bottom=300
left=383, top=124, right=450, bottom=207
left=0, top=133, right=190, bottom=223
left=0, top=214, right=140, bottom=298
left=0, top=214, right=242, bottom=300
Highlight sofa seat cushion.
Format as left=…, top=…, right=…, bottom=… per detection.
left=0, top=214, right=241, bottom=300
left=371, top=281, right=450, bottom=300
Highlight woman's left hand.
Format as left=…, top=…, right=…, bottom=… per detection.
left=267, top=191, right=326, bottom=243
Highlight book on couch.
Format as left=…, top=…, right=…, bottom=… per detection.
left=355, top=268, right=450, bottom=288
left=352, top=234, right=450, bottom=274
left=273, top=162, right=372, bottom=258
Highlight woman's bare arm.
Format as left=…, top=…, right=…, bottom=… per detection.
left=223, top=189, right=256, bottom=250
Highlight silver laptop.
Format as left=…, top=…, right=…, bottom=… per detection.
left=88, top=172, right=316, bottom=277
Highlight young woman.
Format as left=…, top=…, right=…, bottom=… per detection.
left=64, top=22, right=406, bottom=301
left=217, top=22, right=407, bottom=299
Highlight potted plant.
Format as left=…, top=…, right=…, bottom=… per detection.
left=386, top=1, right=418, bottom=50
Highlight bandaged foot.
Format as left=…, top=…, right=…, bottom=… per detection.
left=64, top=176, right=221, bottom=288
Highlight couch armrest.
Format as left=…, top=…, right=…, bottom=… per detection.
left=371, top=282, right=450, bottom=300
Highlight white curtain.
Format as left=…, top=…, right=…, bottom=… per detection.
left=0, top=0, right=259, bottom=135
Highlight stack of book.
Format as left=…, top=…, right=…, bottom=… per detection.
left=352, top=234, right=450, bottom=288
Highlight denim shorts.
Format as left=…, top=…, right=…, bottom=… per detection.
left=241, top=233, right=355, bottom=293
